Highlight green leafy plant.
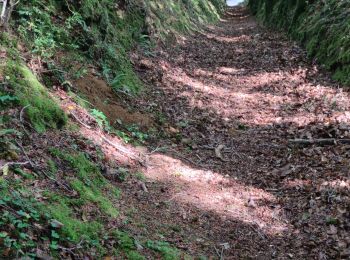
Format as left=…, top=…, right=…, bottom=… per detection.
left=90, top=108, right=110, bottom=130
left=0, top=180, right=67, bottom=258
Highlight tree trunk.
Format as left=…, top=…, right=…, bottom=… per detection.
left=1, top=0, right=15, bottom=29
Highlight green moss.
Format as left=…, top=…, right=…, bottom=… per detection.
left=70, top=179, right=118, bottom=218
left=49, top=149, right=118, bottom=217
left=145, top=241, right=179, bottom=260
left=144, top=0, right=225, bottom=40
left=249, top=0, right=350, bottom=86
left=46, top=199, right=103, bottom=242
left=112, top=231, right=145, bottom=260
left=47, top=159, right=58, bottom=176
left=5, top=61, right=67, bottom=132
left=14, top=0, right=225, bottom=94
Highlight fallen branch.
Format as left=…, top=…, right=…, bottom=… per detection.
left=289, top=138, right=350, bottom=146
left=215, top=144, right=230, bottom=162
left=13, top=140, right=74, bottom=193
left=0, top=161, right=30, bottom=171
left=70, top=108, right=146, bottom=165
left=101, top=135, right=145, bottom=166
left=70, top=112, right=92, bottom=129
left=15, top=140, right=35, bottom=168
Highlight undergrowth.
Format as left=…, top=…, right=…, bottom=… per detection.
left=5, top=61, right=67, bottom=132
left=13, top=0, right=225, bottom=94
left=0, top=144, right=182, bottom=258
left=0, top=33, right=66, bottom=133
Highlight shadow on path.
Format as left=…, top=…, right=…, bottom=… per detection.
left=127, top=6, right=350, bottom=259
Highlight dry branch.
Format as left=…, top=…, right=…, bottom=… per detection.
left=288, top=138, right=350, bottom=146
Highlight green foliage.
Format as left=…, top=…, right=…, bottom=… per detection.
left=125, top=124, right=149, bottom=144
left=0, top=180, right=64, bottom=258
left=16, top=0, right=144, bottom=93
left=90, top=108, right=148, bottom=144
left=49, top=149, right=118, bottom=217
left=47, top=159, right=58, bottom=176
left=112, top=231, right=145, bottom=260
left=4, top=61, right=67, bottom=133
left=46, top=198, right=103, bottom=243
left=144, top=0, right=225, bottom=41
left=0, top=95, right=18, bottom=104
left=145, top=240, right=179, bottom=260
left=90, top=108, right=110, bottom=130
left=16, top=2, right=77, bottom=58
left=249, top=0, right=350, bottom=85
left=14, top=0, right=226, bottom=94
left=70, top=179, right=118, bottom=218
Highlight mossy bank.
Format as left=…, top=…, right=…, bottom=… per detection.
left=13, top=0, right=225, bottom=94
left=248, top=0, right=350, bottom=85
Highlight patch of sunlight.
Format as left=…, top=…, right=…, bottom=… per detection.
left=146, top=153, right=290, bottom=235
left=55, top=87, right=290, bottom=237
left=204, top=32, right=251, bottom=43
left=321, top=180, right=350, bottom=190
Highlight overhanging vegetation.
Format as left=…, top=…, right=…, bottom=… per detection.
left=248, top=0, right=350, bottom=85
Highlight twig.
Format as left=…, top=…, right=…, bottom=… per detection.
left=248, top=223, right=267, bottom=240
left=147, top=145, right=168, bottom=155
left=215, top=144, right=230, bottom=162
left=13, top=141, right=74, bottom=193
left=140, top=182, right=148, bottom=192
left=168, top=149, right=202, bottom=167
left=289, top=138, right=350, bottom=146
left=18, top=104, right=31, bottom=135
left=114, top=88, right=133, bottom=98
left=19, top=105, right=30, bottom=123
left=15, top=140, right=35, bottom=168
left=70, top=112, right=92, bottom=129
left=0, top=161, right=30, bottom=171
left=0, top=203, right=21, bottom=218
left=214, top=246, right=224, bottom=260
left=101, top=135, right=145, bottom=165
left=70, top=106, right=146, bottom=165
left=0, top=0, right=8, bottom=23
left=58, top=239, right=84, bottom=256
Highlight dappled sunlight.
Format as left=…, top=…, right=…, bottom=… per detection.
left=202, top=32, right=251, bottom=43
left=55, top=88, right=146, bottom=167
left=47, top=5, right=350, bottom=258
left=145, top=153, right=290, bottom=235
left=320, top=179, right=350, bottom=191
left=282, top=179, right=311, bottom=189
left=158, top=56, right=350, bottom=127
left=55, top=87, right=292, bottom=239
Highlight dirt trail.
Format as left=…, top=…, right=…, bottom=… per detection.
left=121, top=6, right=350, bottom=259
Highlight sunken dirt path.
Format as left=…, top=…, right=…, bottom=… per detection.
left=120, top=6, right=350, bottom=259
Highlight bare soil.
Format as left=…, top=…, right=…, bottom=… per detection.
left=74, top=74, right=154, bottom=129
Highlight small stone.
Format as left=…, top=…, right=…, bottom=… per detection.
left=181, top=138, right=191, bottom=145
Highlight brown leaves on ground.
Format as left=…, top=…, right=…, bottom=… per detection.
left=130, top=6, right=350, bottom=259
